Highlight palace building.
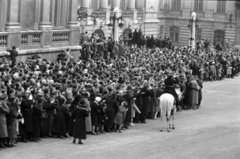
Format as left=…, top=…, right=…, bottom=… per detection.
left=0, top=0, right=239, bottom=62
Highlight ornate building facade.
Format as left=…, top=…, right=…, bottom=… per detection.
left=81, top=0, right=240, bottom=47
left=78, top=0, right=160, bottom=40
left=0, top=0, right=239, bottom=62
left=0, top=0, right=80, bottom=62
left=159, top=0, right=240, bottom=47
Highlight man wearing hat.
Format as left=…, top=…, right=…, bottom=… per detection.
left=7, top=46, right=18, bottom=67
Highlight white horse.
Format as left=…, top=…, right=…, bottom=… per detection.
left=158, top=89, right=182, bottom=132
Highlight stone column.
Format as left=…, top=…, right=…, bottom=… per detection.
left=5, top=0, right=21, bottom=48
left=80, top=0, right=90, bottom=10
left=0, top=0, right=7, bottom=32
left=68, top=0, right=80, bottom=46
left=39, top=0, right=52, bottom=48
left=99, top=0, right=108, bottom=10
left=127, top=0, right=136, bottom=10
left=112, top=0, right=120, bottom=9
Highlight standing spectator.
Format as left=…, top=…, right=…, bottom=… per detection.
left=106, top=93, right=118, bottom=132
left=20, top=91, right=34, bottom=142
left=188, top=75, right=200, bottom=110
left=90, top=96, right=101, bottom=135
left=72, top=100, right=89, bottom=145
left=83, top=92, right=92, bottom=133
left=51, top=98, right=70, bottom=138
left=0, top=94, right=9, bottom=149
left=7, top=46, right=18, bottom=67
left=32, top=93, right=44, bottom=142
left=6, top=89, right=19, bottom=147
left=114, top=101, right=128, bottom=133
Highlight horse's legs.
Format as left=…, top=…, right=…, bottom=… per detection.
left=159, top=108, right=163, bottom=132
left=167, top=111, right=171, bottom=132
left=172, top=107, right=177, bottom=129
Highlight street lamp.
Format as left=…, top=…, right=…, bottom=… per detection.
left=107, top=7, right=123, bottom=41
left=187, top=12, right=198, bottom=49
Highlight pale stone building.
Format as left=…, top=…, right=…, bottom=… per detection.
left=78, top=0, right=160, bottom=40
left=82, top=0, right=240, bottom=47
left=0, top=0, right=239, bottom=62
left=159, top=0, right=240, bottom=47
left=0, top=0, right=81, bottom=62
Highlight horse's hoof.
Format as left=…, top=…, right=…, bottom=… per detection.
left=172, top=126, right=175, bottom=129
left=160, top=129, right=163, bottom=132
left=167, top=129, right=171, bottom=132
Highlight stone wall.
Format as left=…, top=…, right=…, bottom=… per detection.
left=0, top=0, right=80, bottom=63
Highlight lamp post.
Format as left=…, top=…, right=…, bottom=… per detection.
left=187, top=12, right=198, bottom=49
left=107, top=7, right=123, bottom=41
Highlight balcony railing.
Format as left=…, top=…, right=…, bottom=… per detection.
left=0, top=33, right=8, bottom=48
left=32, top=33, right=41, bottom=45
left=52, top=30, right=70, bottom=44
left=20, top=31, right=42, bottom=47
left=21, top=33, right=28, bottom=46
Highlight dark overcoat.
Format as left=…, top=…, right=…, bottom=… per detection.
left=72, top=108, right=89, bottom=139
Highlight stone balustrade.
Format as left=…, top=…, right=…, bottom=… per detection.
left=0, top=33, right=9, bottom=48
left=20, top=31, right=42, bottom=47
left=32, top=33, right=41, bottom=45
left=21, top=33, right=28, bottom=46
left=52, top=30, right=71, bottom=44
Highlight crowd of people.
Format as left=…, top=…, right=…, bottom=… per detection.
left=0, top=33, right=240, bottom=148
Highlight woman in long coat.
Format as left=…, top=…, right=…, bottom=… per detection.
left=51, top=102, right=70, bottom=138
left=189, top=76, right=200, bottom=109
left=72, top=100, right=89, bottom=145
left=114, top=101, right=128, bottom=133
left=0, top=95, right=9, bottom=148
left=20, top=92, right=34, bottom=141
left=6, top=92, right=19, bottom=147
left=83, top=92, right=92, bottom=133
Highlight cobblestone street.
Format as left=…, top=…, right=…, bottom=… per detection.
left=1, top=77, right=240, bottom=159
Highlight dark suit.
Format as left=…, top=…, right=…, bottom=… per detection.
left=8, top=49, right=18, bottom=65
left=106, top=98, right=118, bottom=130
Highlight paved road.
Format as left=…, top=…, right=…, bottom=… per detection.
left=1, top=76, right=240, bottom=159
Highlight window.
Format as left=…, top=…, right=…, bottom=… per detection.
left=194, top=0, right=203, bottom=12
left=195, top=28, right=202, bottom=41
left=216, top=0, right=226, bottom=13
left=214, top=30, right=225, bottom=46
left=160, top=26, right=164, bottom=38
left=171, top=0, right=181, bottom=10
left=170, top=26, right=179, bottom=42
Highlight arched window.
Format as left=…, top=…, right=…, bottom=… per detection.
left=170, top=26, right=179, bottom=42
left=94, top=29, right=105, bottom=38
left=194, top=0, right=203, bottom=12
left=214, top=30, right=225, bottom=46
left=217, top=0, right=226, bottom=13
left=172, top=0, right=181, bottom=10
